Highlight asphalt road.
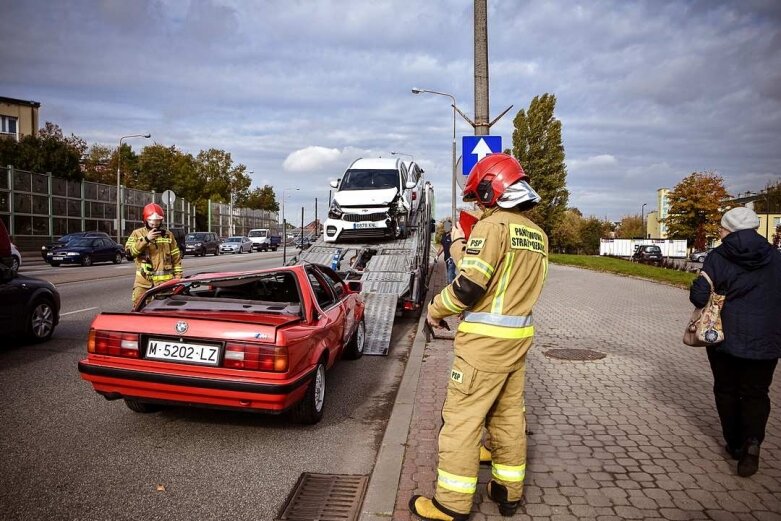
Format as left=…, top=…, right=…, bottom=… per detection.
left=1, top=251, right=416, bottom=520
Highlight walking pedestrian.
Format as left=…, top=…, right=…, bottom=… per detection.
left=409, top=153, right=547, bottom=520
left=437, top=219, right=456, bottom=284
left=690, top=206, right=781, bottom=477
left=125, top=203, right=183, bottom=308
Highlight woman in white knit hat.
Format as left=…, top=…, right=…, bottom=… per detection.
left=689, top=206, right=781, bottom=477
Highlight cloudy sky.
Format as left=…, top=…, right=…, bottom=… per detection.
left=2, top=0, right=780, bottom=222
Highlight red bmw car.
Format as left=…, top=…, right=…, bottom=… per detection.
left=78, top=264, right=365, bottom=424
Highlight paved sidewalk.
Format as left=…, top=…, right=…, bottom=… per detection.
left=364, top=261, right=781, bottom=520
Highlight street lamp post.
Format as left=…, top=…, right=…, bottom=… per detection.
left=412, top=88, right=458, bottom=223
left=116, top=133, right=151, bottom=243
left=641, top=203, right=647, bottom=239
left=281, top=187, right=299, bottom=265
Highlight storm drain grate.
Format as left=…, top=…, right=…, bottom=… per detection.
left=277, top=473, right=368, bottom=521
left=544, top=348, right=606, bottom=361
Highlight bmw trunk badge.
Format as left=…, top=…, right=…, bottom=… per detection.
left=175, top=321, right=188, bottom=334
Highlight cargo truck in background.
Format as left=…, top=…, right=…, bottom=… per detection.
left=248, top=228, right=281, bottom=252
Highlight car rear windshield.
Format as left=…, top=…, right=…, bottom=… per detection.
left=646, top=246, right=661, bottom=252
left=340, top=169, right=399, bottom=190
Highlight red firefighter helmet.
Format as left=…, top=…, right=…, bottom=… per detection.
left=462, top=153, right=528, bottom=207
left=142, top=203, right=165, bottom=222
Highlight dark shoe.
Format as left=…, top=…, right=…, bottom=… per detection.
left=737, top=440, right=760, bottom=477
left=408, top=495, right=470, bottom=521
left=725, top=444, right=744, bottom=461
left=485, top=481, right=520, bottom=517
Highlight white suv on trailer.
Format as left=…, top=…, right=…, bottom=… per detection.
left=325, top=157, right=417, bottom=243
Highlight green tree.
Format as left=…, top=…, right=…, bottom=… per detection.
left=82, top=144, right=114, bottom=184
left=245, top=185, right=279, bottom=212
left=665, top=171, right=730, bottom=250
left=0, top=122, right=85, bottom=180
left=550, top=208, right=583, bottom=253
left=579, top=216, right=612, bottom=255
left=508, top=93, right=569, bottom=238
left=616, top=215, right=644, bottom=239
left=137, top=144, right=200, bottom=201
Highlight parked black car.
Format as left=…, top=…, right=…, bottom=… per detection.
left=41, top=231, right=112, bottom=261
left=0, top=267, right=60, bottom=342
left=46, top=237, right=125, bottom=267
left=184, top=232, right=221, bottom=256
left=632, top=245, right=663, bottom=264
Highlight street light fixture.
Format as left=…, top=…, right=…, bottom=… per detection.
left=391, top=151, right=414, bottom=161
left=281, top=187, right=299, bottom=265
left=641, top=203, right=647, bottom=239
left=412, top=87, right=458, bottom=223
left=116, top=133, right=151, bottom=243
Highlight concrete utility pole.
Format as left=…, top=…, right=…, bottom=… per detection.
left=474, top=0, right=489, bottom=136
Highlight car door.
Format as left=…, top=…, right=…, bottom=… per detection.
left=316, top=266, right=355, bottom=344
left=306, top=268, right=345, bottom=356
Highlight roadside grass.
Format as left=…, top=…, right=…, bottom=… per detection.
left=550, top=254, right=697, bottom=288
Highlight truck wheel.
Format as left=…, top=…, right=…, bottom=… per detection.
left=342, top=319, right=365, bottom=360
left=124, top=399, right=162, bottom=413
left=289, top=362, right=326, bottom=424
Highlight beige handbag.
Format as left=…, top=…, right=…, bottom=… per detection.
left=683, top=271, right=725, bottom=346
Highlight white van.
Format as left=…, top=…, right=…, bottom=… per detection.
left=324, top=158, right=417, bottom=243
left=248, top=229, right=280, bottom=251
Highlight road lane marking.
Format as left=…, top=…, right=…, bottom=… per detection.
left=61, top=307, right=98, bottom=317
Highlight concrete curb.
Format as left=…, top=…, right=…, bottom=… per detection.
left=359, top=262, right=440, bottom=520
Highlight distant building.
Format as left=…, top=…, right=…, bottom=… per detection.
left=0, top=96, right=40, bottom=141
left=646, top=188, right=670, bottom=239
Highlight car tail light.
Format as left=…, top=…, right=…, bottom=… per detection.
left=224, top=342, right=288, bottom=372
left=88, top=329, right=140, bottom=358
left=402, top=299, right=418, bottom=311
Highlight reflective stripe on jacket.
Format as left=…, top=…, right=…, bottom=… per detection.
left=428, top=207, right=548, bottom=372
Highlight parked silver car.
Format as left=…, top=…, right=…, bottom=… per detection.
left=689, top=247, right=714, bottom=263
left=220, top=236, right=253, bottom=254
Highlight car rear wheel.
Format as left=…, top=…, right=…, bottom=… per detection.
left=124, top=399, right=163, bottom=413
left=81, top=255, right=92, bottom=267
left=289, top=361, right=326, bottom=424
left=113, top=252, right=123, bottom=264
left=342, top=318, right=365, bottom=360
left=26, top=297, right=56, bottom=342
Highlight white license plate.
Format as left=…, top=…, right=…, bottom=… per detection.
left=146, top=338, right=221, bottom=366
left=53, top=256, right=64, bottom=260
left=354, top=222, right=377, bottom=229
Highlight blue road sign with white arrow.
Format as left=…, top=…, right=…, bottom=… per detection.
left=462, top=135, right=502, bottom=175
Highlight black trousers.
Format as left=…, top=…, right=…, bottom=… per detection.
left=707, top=347, right=778, bottom=448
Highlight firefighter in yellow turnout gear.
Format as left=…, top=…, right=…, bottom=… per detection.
left=126, top=203, right=183, bottom=308
left=410, top=154, right=548, bottom=520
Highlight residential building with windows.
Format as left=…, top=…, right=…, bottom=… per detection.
left=0, top=96, right=40, bottom=141
left=646, top=188, right=670, bottom=239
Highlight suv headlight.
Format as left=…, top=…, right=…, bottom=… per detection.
left=328, top=200, right=343, bottom=219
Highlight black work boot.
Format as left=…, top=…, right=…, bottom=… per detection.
left=485, top=481, right=520, bottom=517
left=725, top=444, right=744, bottom=461
left=737, top=439, right=760, bottom=477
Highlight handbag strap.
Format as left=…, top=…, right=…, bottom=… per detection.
left=700, top=270, right=715, bottom=291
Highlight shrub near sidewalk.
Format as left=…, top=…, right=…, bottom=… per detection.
left=550, top=254, right=697, bottom=289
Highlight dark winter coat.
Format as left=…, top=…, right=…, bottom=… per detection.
left=689, top=229, right=781, bottom=360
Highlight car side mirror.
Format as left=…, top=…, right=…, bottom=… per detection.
left=329, top=179, right=339, bottom=188
left=347, top=281, right=362, bottom=293
left=405, top=180, right=417, bottom=189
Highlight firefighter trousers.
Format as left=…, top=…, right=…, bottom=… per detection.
left=435, top=355, right=527, bottom=514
